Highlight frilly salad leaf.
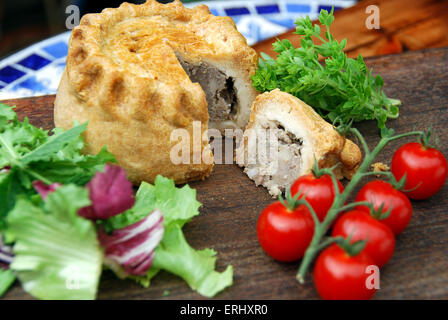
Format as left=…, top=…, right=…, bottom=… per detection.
left=6, top=185, right=103, bottom=300
left=105, top=176, right=233, bottom=297
left=104, top=176, right=201, bottom=231
left=151, top=225, right=233, bottom=298
left=0, top=103, right=116, bottom=228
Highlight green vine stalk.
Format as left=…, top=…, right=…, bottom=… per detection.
left=296, top=127, right=426, bottom=283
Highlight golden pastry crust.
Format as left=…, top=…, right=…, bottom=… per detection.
left=236, top=89, right=362, bottom=196
left=54, top=0, right=257, bottom=184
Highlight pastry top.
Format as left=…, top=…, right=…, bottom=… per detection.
left=246, top=89, right=362, bottom=178
left=66, top=0, right=257, bottom=125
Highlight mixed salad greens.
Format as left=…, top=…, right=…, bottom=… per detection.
left=0, top=103, right=115, bottom=228
left=0, top=103, right=232, bottom=299
left=252, top=9, right=401, bottom=128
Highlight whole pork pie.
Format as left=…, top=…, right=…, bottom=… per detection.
left=54, top=0, right=258, bottom=184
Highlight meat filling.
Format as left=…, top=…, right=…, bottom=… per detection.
left=177, top=57, right=237, bottom=121
left=244, top=121, right=303, bottom=196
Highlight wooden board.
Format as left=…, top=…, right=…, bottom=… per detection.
left=253, top=0, right=448, bottom=59
left=1, top=47, right=448, bottom=299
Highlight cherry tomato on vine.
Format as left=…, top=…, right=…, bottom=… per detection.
left=355, top=180, right=412, bottom=235
left=332, top=210, right=395, bottom=268
left=257, top=201, right=314, bottom=262
left=313, top=244, right=377, bottom=300
left=391, top=142, right=447, bottom=200
left=290, top=173, right=344, bottom=222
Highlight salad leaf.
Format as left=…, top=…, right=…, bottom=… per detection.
left=0, top=103, right=116, bottom=227
left=105, top=176, right=201, bottom=231
left=32, top=181, right=61, bottom=200
left=0, top=269, right=15, bottom=297
left=0, top=172, right=29, bottom=230
left=0, top=103, right=16, bottom=124
left=20, top=123, right=87, bottom=164
left=79, top=164, right=135, bottom=220
left=0, top=232, right=15, bottom=297
left=105, top=175, right=233, bottom=297
left=152, top=176, right=202, bottom=228
left=0, top=104, right=48, bottom=167
left=98, top=209, right=164, bottom=276
left=7, top=185, right=103, bottom=300
left=0, top=233, right=14, bottom=266
left=251, top=9, right=401, bottom=128
left=27, top=146, right=116, bottom=186
left=152, top=225, right=233, bottom=298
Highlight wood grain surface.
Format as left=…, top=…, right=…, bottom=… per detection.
left=1, top=47, right=448, bottom=300
left=253, top=0, right=448, bottom=59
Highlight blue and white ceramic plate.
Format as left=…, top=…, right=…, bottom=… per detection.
left=0, top=0, right=355, bottom=99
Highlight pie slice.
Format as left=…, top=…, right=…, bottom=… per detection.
left=236, top=89, right=362, bottom=197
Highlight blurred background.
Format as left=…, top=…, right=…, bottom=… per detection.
left=0, top=0, right=447, bottom=99
left=1, top=0, right=147, bottom=58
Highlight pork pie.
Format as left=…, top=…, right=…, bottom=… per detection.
left=54, top=0, right=258, bottom=184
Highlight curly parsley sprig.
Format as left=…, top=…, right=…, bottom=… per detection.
left=251, top=8, right=401, bottom=128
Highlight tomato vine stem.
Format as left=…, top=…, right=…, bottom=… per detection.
left=296, top=127, right=426, bottom=284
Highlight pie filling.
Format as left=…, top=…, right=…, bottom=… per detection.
left=176, top=56, right=238, bottom=121
left=244, top=120, right=303, bottom=195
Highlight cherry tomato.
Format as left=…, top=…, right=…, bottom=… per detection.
left=391, top=142, right=447, bottom=200
left=313, top=244, right=377, bottom=300
left=257, top=202, right=314, bottom=262
left=355, top=180, right=412, bottom=235
left=332, top=210, right=395, bottom=268
left=290, top=174, right=344, bottom=222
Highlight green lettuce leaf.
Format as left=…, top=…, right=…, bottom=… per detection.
left=105, top=175, right=201, bottom=231
left=0, top=268, right=15, bottom=297
left=0, top=171, right=30, bottom=230
left=153, top=225, right=233, bottom=298
left=105, top=175, right=233, bottom=297
left=6, top=185, right=103, bottom=300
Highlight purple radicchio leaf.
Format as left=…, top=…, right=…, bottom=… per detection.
left=98, top=209, right=164, bottom=276
left=78, top=164, right=135, bottom=220
left=0, top=236, right=13, bottom=269
left=32, top=181, right=62, bottom=200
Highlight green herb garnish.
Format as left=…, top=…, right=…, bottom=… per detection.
left=251, top=8, right=401, bottom=128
